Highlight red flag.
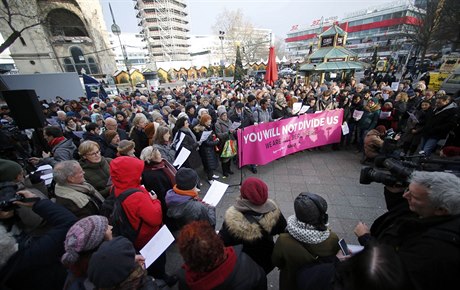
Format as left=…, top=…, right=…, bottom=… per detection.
left=264, top=47, right=278, bottom=86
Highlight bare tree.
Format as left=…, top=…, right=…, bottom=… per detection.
left=213, top=8, right=271, bottom=64
left=403, top=0, right=460, bottom=63
left=0, top=0, right=44, bottom=54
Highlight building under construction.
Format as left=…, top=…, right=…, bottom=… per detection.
left=134, top=0, right=191, bottom=63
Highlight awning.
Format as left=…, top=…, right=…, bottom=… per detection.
left=299, top=61, right=369, bottom=72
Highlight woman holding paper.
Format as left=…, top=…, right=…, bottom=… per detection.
left=193, top=113, right=220, bottom=184
left=172, top=117, right=202, bottom=169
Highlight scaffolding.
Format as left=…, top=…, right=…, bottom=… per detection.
left=134, top=0, right=190, bottom=62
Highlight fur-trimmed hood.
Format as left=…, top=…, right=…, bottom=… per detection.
left=224, top=200, right=281, bottom=242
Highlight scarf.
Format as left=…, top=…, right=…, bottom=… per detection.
left=184, top=247, right=236, bottom=290
left=286, top=215, right=330, bottom=244
left=49, top=136, right=65, bottom=148
left=173, top=185, right=198, bottom=198
left=108, top=265, right=147, bottom=290
left=144, top=159, right=176, bottom=185
left=234, top=198, right=277, bottom=214
left=55, top=182, right=104, bottom=208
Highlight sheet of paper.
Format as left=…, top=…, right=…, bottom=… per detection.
left=230, top=122, right=241, bottom=131
left=353, top=110, right=363, bottom=120
left=299, top=105, right=310, bottom=114
left=292, top=102, right=302, bottom=114
left=35, top=165, right=53, bottom=185
left=379, top=111, right=391, bottom=119
left=173, top=147, right=191, bottom=169
left=348, top=244, right=364, bottom=254
left=202, top=180, right=229, bottom=207
left=174, top=132, right=185, bottom=151
left=341, top=122, right=349, bottom=135
left=140, top=225, right=175, bottom=269
left=391, top=82, right=399, bottom=91
left=199, top=131, right=212, bottom=143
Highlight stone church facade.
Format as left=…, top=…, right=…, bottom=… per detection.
left=0, top=0, right=116, bottom=76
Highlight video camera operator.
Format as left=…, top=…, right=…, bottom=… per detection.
left=0, top=190, right=77, bottom=290
left=354, top=171, right=460, bottom=290
left=0, top=159, right=49, bottom=234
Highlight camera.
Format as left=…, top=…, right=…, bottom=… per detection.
left=360, top=155, right=460, bottom=186
left=0, top=182, right=24, bottom=211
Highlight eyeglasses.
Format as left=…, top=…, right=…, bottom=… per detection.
left=86, top=150, right=101, bottom=157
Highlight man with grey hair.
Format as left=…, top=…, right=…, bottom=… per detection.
left=354, top=171, right=460, bottom=290
left=53, top=160, right=104, bottom=219
left=104, top=117, right=128, bottom=140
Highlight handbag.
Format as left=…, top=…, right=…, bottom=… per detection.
left=220, top=139, right=238, bottom=158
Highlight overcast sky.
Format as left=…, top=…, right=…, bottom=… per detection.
left=100, top=0, right=396, bottom=40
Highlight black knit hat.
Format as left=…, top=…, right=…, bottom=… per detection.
left=294, top=192, right=328, bottom=230
left=88, top=236, right=136, bottom=288
left=0, top=159, right=22, bottom=182
left=176, top=168, right=199, bottom=190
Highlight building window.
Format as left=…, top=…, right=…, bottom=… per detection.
left=61, top=47, right=100, bottom=75
left=88, top=57, right=100, bottom=74
left=63, top=58, right=76, bottom=72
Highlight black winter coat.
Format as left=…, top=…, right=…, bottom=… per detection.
left=358, top=188, right=460, bottom=290
left=0, top=199, right=77, bottom=290
left=194, top=125, right=219, bottom=170
left=422, top=102, right=458, bottom=139
left=130, top=128, right=149, bottom=157
left=174, top=129, right=202, bottom=169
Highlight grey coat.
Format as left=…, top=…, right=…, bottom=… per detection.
left=156, top=143, right=176, bottom=164
left=42, top=138, right=76, bottom=167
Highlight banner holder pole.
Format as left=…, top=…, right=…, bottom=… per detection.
left=228, top=128, right=244, bottom=188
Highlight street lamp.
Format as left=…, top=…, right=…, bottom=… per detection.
left=109, top=3, right=133, bottom=91
left=219, top=30, right=225, bottom=78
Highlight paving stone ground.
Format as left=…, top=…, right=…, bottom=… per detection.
left=161, top=147, right=386, bottom=289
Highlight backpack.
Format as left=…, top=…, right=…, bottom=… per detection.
left=105, top=187, right=144, bottom=243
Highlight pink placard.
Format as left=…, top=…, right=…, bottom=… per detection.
left=238, top=109, right=344, bottom=167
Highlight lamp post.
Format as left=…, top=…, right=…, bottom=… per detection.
left=109, top=3, right=133, bottom=91
left=219, top=30, right=225, bottom=78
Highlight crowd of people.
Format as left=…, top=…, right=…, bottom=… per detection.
left=1, top=73, right=460, bottom=290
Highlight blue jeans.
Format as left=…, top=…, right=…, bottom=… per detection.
left=421, top=138, right=439, bottom=156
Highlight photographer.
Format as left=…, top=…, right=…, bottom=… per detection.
left=354, top=171, right=460, bottom=290
left=0, top=190, right=77, bottom=289
left=0, top=159, right=48, bottom=233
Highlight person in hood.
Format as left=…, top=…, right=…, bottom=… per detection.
left=29, top=126, right=76, bottom=167
left=109, top=156, right=162, bottom=250
left=109, top=156, right=176, bottom=286
left=177, top=220, right=267, bottom=290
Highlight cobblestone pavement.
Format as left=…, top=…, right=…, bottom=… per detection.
left=162, top=147, right=386, bottom=289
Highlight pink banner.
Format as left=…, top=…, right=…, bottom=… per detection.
left=238, top=109, right=344, bottom=166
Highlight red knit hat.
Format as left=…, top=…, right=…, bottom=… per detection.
left=240, top=177, right=268, bottom=205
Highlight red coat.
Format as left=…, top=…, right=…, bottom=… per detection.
left=110, top=156, right=162, bottom=250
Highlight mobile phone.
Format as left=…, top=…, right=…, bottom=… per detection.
left=338, top=238, right=351, bottom=256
